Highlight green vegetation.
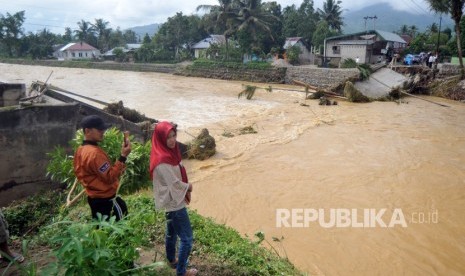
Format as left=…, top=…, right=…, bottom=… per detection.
left=2, top=192, right=301, bottom=275
left=47, top=128, right=151, bottom=194
left=0, top=0, right=346, bottom=64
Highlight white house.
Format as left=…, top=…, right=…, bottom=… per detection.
left=54, top=42, right=100, bottom=60
left=192, top=35, right=226, bottom=59
left=324, top=30, right=407, bottom=66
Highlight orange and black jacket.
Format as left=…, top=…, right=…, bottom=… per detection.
left=73, top=141, right=126, bottom=198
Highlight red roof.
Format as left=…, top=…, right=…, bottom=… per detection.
left=67, top=42, right=97, bottom=51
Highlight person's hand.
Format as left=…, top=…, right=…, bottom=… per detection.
left=185, top=191, right=191, bottom=205
left=188, top=183, right=193, bottom=193
left=121, top=138, right=131, bottom=157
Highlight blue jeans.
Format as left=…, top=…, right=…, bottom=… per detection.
left=165, top=207, right=193, bottom=276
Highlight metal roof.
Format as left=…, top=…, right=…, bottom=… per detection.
left=192, top=35, right=226, bottom=49
left=327, top=30, right=406, bottom=44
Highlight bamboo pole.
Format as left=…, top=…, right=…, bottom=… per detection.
left=399, top=90, right=450, bottom=107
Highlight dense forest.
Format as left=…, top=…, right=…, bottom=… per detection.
left=0, top=0, right=463, bottom=67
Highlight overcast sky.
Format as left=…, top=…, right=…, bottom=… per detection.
left=0, top=0, right=432, bottom=34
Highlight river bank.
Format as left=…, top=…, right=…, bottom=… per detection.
left=1, top=63, right=465, bottom=275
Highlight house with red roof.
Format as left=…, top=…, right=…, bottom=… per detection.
left=54, top=42, right=101, bottom=60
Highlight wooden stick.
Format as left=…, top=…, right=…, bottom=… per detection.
left=292, top=79, right=318, bottom=90
left=292, top=79, right=348, bottom=100
left=66, top=178, right=86, bottom=207
left=400, top=90, right=450, bottom=107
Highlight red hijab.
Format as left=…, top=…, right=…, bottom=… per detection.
left=149, top=121, right=188, bottom=183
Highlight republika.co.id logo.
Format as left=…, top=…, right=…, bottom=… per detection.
left=276, top=208, right=439, bottom=228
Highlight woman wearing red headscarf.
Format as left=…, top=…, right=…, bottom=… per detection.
left=150, top=121, right=197, bottom=276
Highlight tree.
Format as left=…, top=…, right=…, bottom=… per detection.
left=123, top=29, right=138, bottom=44
left=318, top=0, right=343, bottom=32
left=427, top=23, right=439, bottom=33
left=409, top=25, right=418, bottom=38
left=153, top=13, right=204, bottom=61
left=25, top=28, right=56, bottom=59
left=282, top=1, right=319, bottom=46
left=63, top=27, right=73, bottom=43
left=74, top=19, right=96, bottom=46
left=426, top=0, right=465, bottom=78
left=197, top=0, right=238, bottom=60
left=399, top=24, right=409, bottom=35
left=0, top=11, right=26, bottom=57
left=234, top=0, right=280, bottom=52
left=92, top=18, right=111, bottom=52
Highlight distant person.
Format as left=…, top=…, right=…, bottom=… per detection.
left=73, top=115, right=131, bottom=221
left=428, top=53, right=434, bottom=68
left=356, top=56, right=360, bottom=64
left=150, top=121, right=197, bottom=276
left=0, top=210, right=24, bottom=264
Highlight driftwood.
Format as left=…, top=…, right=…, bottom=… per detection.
left=399, top=90, right=450, bottom=107
left=292, top=79, right=348, bottom=100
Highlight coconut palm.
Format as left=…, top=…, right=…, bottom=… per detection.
left=426, top=0, right=465, bottom=78
left=317, top=0, right=343, bottom=32
left=74, top=19, right=96, bottom=46
left=92, top=18, right=111, bottom=52
left=409, top=25, right=418, bottom=38
left=235, top=0, right=279, bottom=44
left=399, top=24, right=409, bottom=35
left=197, top=0, right=238, bottom=60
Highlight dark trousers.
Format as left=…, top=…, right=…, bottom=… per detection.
left=87, top=196, right=127, bottom=221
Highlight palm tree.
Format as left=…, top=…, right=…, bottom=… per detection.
left=399, top=24, right=409, bottom=35
left=235, top=0, right=278, bottom=45
left=197, top=0, right=238, bottom=60
left=92, top=18, right=111, bottom=52
left=426, top=0, right=465, bottom=78
left=74, top=20, right=96, bottom=46
left=409, top=25, right=418, bottom=38
left=427, top=23, right=439, bottom=33
left=317, top=0, right=343, bottom=32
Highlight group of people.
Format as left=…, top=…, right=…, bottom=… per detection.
left=1, top=115, right=197, bottom=276
left=73, top=115, right=197, bottom=276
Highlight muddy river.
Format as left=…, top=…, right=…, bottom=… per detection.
left=2, top=63, right=465, bottom=275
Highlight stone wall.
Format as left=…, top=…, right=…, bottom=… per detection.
left=0, top=59, right=178, bottom=74
left=176, top=66, right=287, bottom=83
left=439, top=63, right=461, bottom=76
left=0, top=102, right=79, bottom=206
left=285, top=66, right=360, bottom=89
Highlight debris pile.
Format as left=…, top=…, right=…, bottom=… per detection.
left=344, top=81, right=370, bottom=102
left=104, top=101, right=157, bottom=124
left=186, top=129, right=216, bottom=160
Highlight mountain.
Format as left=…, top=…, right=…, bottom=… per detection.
left=128, top=23, right=161, bottom=39
left=342, top=3, right=453, bottom=34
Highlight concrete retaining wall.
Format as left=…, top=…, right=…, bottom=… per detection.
left=0, top=102, right=79, bottom=206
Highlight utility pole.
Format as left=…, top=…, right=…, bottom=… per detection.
left=363, top=15, right=377, bottom=32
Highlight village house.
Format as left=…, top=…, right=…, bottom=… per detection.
left=103, top=43, right=142, bottom=62
left=192, top=35, right=226, bottom=59
left=283, top=37, right=314, bottom=64
left=324, top=30, right=407, bottom=66
left=53, top=42, right=100, bottom=61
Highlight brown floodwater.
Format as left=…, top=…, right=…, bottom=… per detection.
left=2, top=63, right=465, bottom=275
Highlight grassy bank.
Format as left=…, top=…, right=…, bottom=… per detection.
left=0, top=58, right=178, bottom=74
left=2, top=191, right=302, bottom=275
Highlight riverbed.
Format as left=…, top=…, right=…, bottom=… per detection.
left=1, top=63, right=465, bottom=275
